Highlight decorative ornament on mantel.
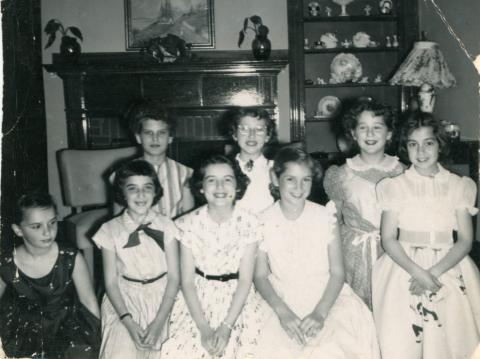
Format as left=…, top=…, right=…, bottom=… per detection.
left=238, top=15, right=271, bottom=61
left=44, top=19, right=83, bottom=62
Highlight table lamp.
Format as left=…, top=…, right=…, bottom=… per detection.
left=390, top=41, right=456, bottom=112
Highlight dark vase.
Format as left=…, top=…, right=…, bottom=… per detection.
left=252, top=35, right=271, bottom=60
left=60, top=35, right=81, bottom=62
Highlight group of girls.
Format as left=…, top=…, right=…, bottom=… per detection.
left=1, top=100, right=479, bottom=359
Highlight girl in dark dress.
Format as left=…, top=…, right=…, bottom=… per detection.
left=0, top=193, right=101, bottom=359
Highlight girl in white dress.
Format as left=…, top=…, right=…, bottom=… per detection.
left=373, top=112, right=480, bottom=359
left=93, top=160, right=180, bottom=359
left=162, top=155, right=259, bottom=359
left=324, top=98, right=404, bottom=309
left=254, top=146, right=380, bottom=359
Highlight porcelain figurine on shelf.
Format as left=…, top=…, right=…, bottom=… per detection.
left=325, top=6, right=332, bottom=16
left=359, top=76, right=369, bottom=83
left=342, top=39, right=352, bottom=48
left=364, top=5, right=372, bottom=16
left=320, top=32, right=338, bottom=48
left=352, top=32, right=371, bottom=48
left=392, top=34, right=399, bottom=47
left=379, top=0, right=393, bottom=14
left=308, top=1, right=321, bottom=17
left=316, top=77, right=326, bottom=85
left=385, top=35, right=392, bottom=47
left=304, top=38, right=310, bottom=50
left=374, top=74, right=382, bottom=83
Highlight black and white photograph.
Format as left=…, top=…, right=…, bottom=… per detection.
left=1, top=0, right=480, bottom=358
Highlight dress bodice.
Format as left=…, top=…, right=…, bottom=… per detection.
left=376, top=165, right=478, bottom=232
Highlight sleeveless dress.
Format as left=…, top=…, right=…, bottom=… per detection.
left=0, top=243, right=100, bottom=359
left=92, top=209, right=178, bottom=359
left=162, top=205, right=260, bottom=359
left=373, top=165, right=480, bottom=359
left=323, top=154, right=403, bottom=308
left=253, top=201, right=380, bottom=359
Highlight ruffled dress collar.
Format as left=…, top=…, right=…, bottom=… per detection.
left=404, top=163, right=450, bottom=182
left=347, top=154, right=400, bottom=172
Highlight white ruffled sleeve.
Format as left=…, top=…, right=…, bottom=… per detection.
left=325, top=201, right=338, bottom=243
left=91, top=222, right=115, bottom=251
left=454, top=176, right=478, bottom=216
left=376, top=177, right=400, bottom=212
left=174, top=215, right=196, bottom=248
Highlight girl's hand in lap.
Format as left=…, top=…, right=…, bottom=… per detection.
left=211, top=324, right=231, bottom=356
left=300, top=312, right=325, bottom=338
left=277, top=307, right=306, bottom=346
left=200, top=327, right=216, bottom=355
left=412, top=268, right=442, bottom=293
left=409, top=277, right=427, bottom=296
left=123, top=318, right=150, bottom=350
left=142, top=319, right=165, bottom=349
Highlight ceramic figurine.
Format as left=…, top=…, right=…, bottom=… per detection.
left=392, top=34, right=399, bottom=47
left=341, top=39, right=352, bottom=48
left=304, top=38, right=310, bottom=49
left=325, top=6, right=332, bottom=17
left=385, top=35, right=392, bottom=47
left=352, top=32, right=371, bottom=48
left=320, top=33, right=338, bottom=48
left=364, top=5, right=372, bottom=16
left=308, top=1, right=321, bottom=17
left=359, top=76, right=369, bottom=83
left=316, top=77, right=326, bottom=85
left=374, top=74, right=382, bottom=83
left=379, top=0, right=393, bottom=14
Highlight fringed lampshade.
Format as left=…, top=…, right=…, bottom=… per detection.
left=390, top=41, right=456, bottom=112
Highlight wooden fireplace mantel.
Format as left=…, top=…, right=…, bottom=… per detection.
left=44, top=50, right=288, bottom=162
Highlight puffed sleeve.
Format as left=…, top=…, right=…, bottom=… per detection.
left=174, top=215, right=196, bottom=248
left=376, top=177, right=400, bottom=212
left=151, top=215, right=179, bottom=245
left=91, top=223, right=115, bottom=251
left=323, top=165, right=345, bottom=202
left=239, top=211, right=261, bottom=245
left=325, top=201, right=338, bottom=243
left=454, top=176, right=478, bottom=215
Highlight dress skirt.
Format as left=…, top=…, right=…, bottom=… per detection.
left=99, top=276, right=169, bottom=359
left=373, top=231, right=480, bottom=359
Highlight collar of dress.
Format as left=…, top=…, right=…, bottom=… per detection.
left=404, top=163, right=449, bottom=182
left=346, top=154, right=399, bottom=172
left=235, top=153, right=268, bottom=170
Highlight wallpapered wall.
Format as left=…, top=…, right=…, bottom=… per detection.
left=41, top=0, right=290, bottom=217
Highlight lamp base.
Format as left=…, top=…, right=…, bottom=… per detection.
left=418, top=83, right=436, bottom=113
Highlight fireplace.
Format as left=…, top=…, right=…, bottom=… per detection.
left=44, top=51, right=288, bottom=166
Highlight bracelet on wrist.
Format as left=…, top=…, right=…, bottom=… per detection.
left=221, top=321, right=234, bottom=331
left=119, top=312, right=132, bottom=321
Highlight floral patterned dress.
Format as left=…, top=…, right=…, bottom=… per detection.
left=323, top=154, right=404, bottom=309
left=373, top=165, right=480, bottom=359
left=0, top=243, right=100, bottom=359
left=162, top=205, right=260, bottom=359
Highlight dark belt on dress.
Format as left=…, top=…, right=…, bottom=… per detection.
left=195, top=268, right=239, bottom=282
left=122, top=272, right=167, bottom=284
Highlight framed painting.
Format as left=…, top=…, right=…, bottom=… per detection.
left=125, top=0, right=215, bottom=50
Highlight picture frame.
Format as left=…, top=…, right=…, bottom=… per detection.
left=125, top=0, right=215, bottom=50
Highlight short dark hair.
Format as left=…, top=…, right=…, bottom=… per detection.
left=190, top=155, right=250, bottom=205
left=342, top=97, right=397, bottom=137
left=126, top=98, right=177, bottom=135
left=270, top=145, right=322, bottom=200
left=113, top=160, right=163, bottom=207
left=226, top=107, right=277, bottom=141
left=398, top=111, right=449, bottom=163
left=15, top=192, right=57, bottom=224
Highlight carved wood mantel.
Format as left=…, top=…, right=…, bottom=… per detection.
left=44, top=51, right=288, bottom=164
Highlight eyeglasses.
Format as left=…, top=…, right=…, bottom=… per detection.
left=237, top=125, right=267, bottom=136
